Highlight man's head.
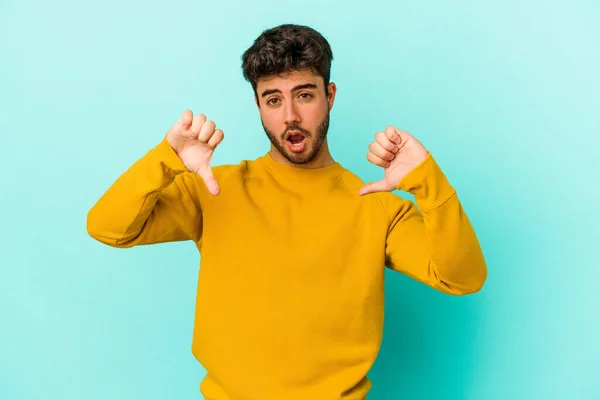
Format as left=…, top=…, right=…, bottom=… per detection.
left=241, top=24, right=336, bottom=166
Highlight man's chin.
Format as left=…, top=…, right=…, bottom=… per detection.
left=281, top=144, right=314, bottom=164
left=284, top=151, right=311, bottom=164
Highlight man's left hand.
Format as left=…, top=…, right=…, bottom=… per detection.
left=358, top=126, right=429, bottom=196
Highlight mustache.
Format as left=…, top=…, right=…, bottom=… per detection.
left=281, top=125, right=311, bottom=140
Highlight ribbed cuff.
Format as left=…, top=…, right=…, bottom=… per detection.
left=396, top=152, right=456, bottom=210
left=151, top=134, right=188, bottom=173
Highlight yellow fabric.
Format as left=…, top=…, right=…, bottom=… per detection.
left=87, top=135, right=487, bottom=399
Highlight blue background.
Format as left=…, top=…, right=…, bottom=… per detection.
left=1, top=0, right=598, bottom=399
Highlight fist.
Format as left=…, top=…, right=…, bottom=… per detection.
left=166, top=110, right=224, bottom=196
left=359, top=126, right=428, bottom=196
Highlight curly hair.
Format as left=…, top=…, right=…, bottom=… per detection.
left=241, top=24, right=334, bottom=96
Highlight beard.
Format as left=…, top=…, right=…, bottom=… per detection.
left=261, top=111, right=330, bottom=165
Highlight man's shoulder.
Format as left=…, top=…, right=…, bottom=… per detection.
left=204, top=156, right=270, bottom=190
left=211, top=155, right=263, bottom=178
left=211, top=159, right=250, bottom=176
left=338, top=167, right=409, bottom=208
left=337, top=167, right=365, bottom=191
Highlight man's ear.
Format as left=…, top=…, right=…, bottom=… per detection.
left=254, top=94, right=260, bottom=109
left=327, top=82, right=337, bottom=110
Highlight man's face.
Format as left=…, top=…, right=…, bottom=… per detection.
left=255, top=69, right=336, bottom=165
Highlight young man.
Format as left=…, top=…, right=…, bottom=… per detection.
left=87, top=24, right=487, bottom=400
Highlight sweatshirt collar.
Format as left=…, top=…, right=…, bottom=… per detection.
left=257, top=152, right=345, bottom=180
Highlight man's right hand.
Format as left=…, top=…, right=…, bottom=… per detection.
left=166, top=110, right=224, bottom=196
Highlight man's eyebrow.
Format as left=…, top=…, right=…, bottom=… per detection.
left=260, top=83, right=318, bottom=98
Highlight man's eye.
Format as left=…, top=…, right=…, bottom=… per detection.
left=267, top=98, right=280, bottom=105
left=299, top=93, right=312, bottom=99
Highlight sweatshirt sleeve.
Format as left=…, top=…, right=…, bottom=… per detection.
left=86, top=135, right=206, bottom=247
left=383, top=152, right=487, bottom=295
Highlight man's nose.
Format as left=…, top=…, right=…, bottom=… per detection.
left=284, top=101, right=301, bottom=124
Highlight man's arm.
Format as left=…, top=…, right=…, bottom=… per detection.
left=87, top=111, right=224, bottom=248
left=86, top=136, right=204, bottom=247
left=384, top=153, right=487, bottom=295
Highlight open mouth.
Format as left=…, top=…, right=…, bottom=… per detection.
left=287, top=133, right=305, bottom=146
left=286, top=132, right=306, bottom=152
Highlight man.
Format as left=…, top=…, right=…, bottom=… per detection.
left=87, top=24, right=487, bottom=400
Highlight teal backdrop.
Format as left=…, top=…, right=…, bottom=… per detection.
left=1, top=0, right=598, bottom=399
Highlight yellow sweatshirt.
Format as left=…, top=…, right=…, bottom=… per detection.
left=87, top=135, right=487, bottom=400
